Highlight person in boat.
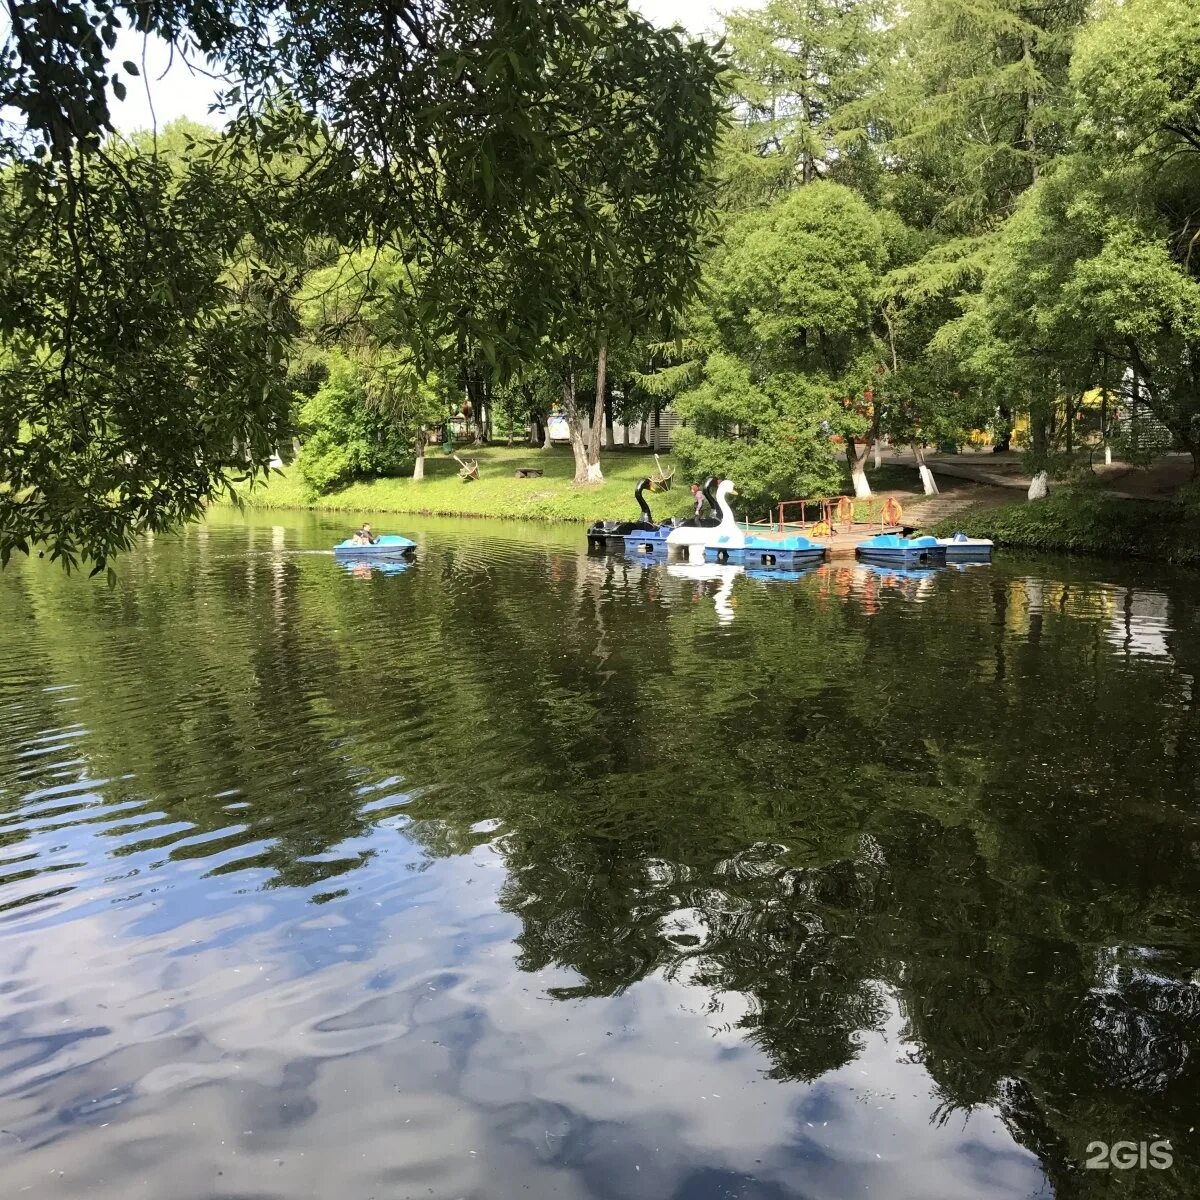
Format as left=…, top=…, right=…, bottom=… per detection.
left=678, top=477, right=721, bottom=528
left=690, top=482, right=704, bottom=519
left=353, top=523, right=379, bottom=545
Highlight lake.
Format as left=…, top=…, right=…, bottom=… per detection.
left=1, top=509, right=1197, bottom=1199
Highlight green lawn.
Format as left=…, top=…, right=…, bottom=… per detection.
left=233, top=446, right=700, bottom=522
left=230, top=444, right=934, bottom=524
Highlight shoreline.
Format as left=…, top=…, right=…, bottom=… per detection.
left=935, top=489, right=1200, bottom=567
left=227, top=451, right=1200, bottom=567
left=225, top=447, right=931, bottom=527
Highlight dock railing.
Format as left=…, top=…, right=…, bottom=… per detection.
left=755, top=496, right=904, bottom=536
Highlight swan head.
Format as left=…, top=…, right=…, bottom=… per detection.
left=717, top=479, right=738, bottom=500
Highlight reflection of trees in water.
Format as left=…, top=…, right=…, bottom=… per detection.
left=6, top=546, right=1200, bottom=1189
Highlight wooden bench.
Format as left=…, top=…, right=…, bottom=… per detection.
left=515, top=467, right=545, bottom=479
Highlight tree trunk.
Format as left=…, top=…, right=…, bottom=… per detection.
left=1131, top=369, right=1142, bottom=455
left=911, top=442, right=938, bottom=495
left=847, top=439, right=873, bottom=498
left=604, top=382, right=615, bottom=449
left=587, top=339, right=607, bottom=481
left=995, top=405, right=1013, bottom=452
left=1100, top=377, right=1111, bottom=465
left=873, top=439, right=882, bottom=470
left=466, top=373, right=487, bottom=447
left=1030, top=406, right=1050, bottom=465
left=561, top=370, right=591, bottom=483
left=413, top=426, right=427, bottom=480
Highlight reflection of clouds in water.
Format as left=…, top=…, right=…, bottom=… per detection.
left=0, top=844, right=1043, bottom=1200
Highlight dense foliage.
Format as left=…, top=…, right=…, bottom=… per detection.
left=655, top=0, right=1200, bottom=502
left=0, top=0, right=724, bottom=566
left=940, top=488, right=1200, bottom=566
left=3, top=0, right=1200, bottom=564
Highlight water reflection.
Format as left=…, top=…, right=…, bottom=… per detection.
left=0, top=512, right=1198, bottom=1199
left=338, top=556, right=414, bottom=579
left=666, top=562, right=743, bottom=624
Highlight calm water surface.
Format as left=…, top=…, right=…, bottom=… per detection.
left=1, top=509, right=1198, bottom=1200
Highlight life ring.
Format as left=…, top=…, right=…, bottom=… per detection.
left=835, top=496, right=854, bottom=524
left=880, top=497, right=903, bottom=526
left=812, top=520, right=831, bottom=536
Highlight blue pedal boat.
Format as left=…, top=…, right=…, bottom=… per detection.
left=333, top=534, right=417, bottom=560
left=856, top=533, right=947, bottom=566
left=705, top=530, right=827, bottom=570
left=936, top=532, right=994, bottom=562
left=624, top=525, right=674, bottom=555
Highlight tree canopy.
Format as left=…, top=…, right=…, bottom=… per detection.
left=0, top=0, right=725, bottom=568
left=5, top=0, right=1200, bottom=564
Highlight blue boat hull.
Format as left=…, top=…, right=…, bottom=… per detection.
left=624, top=527, right=673, bottom=554
left=856, top=534, right=946, bottom=566
left=704, top=546, right=826, bottom=570
left=333, top=535, right=417, bottom=559
left=858, top=546, right=947, bottom=565
left=938, top=536, right=994, bottom=562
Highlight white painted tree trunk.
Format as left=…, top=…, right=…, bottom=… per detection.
left=561, top=371, right=592, bottom=484
left=1028, top=470, right=1049, bottom=501
left=1104, top=445, right=1113, bottom=466
left=847, top=440, right=873, bottom=498
left=586, top=340, right=607, bottom=482
left=851, top=464, right=871, bottom=499
left=412, top=427, right=427, bottom=480
left=911, top=444, right=938, bottom=495
left=873, top=441, right=882, bottom=469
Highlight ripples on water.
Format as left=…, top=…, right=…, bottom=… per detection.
left=0, top=510, right=1198, bottom=1199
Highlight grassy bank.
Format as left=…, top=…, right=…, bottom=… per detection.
left=935, top=487, right=1200, bottom=565
left=234, top=446, right=699, bottom=523
left=231, top=445, right=930, bottom=524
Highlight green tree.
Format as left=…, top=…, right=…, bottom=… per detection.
left=0, top=0, right=724, bottom=567
left=886, top=0, right=1090, bottom=230
left=665, top=182, right=885, bottom=505
left=0, top=136, right=303, bottom=575
left=721, top=0, right=893, bottom=206
left=295, top=353, right=422, bottom=493
left=935, top=0, right=1200, bottom=473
